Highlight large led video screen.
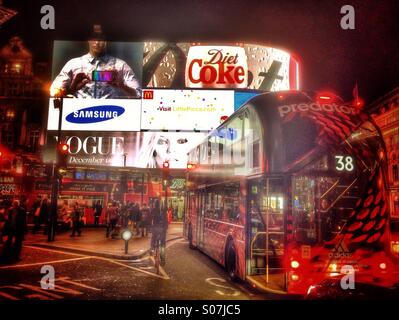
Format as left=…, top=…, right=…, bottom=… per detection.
left=46, top=40, right=299, bottom=167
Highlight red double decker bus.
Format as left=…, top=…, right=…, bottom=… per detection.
left=184, top=90, right=397, bottom=295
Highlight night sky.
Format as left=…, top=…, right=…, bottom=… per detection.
left=1, top=0, right=398, bottom=104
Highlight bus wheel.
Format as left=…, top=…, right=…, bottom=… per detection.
left=188, top=223, right=195, bottom=250
left=225, top=240, right=238, bottom=282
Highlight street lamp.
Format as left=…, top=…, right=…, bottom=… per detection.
left=121, top=229, right=133, bottom=254
left=162, top=161, right=170, bottom=210
left=48, top=88, right=66, bottom=242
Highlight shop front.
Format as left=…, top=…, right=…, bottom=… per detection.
left=32, top=168, right=187, bottom=225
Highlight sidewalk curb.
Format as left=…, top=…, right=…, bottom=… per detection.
left=27, top=236, right=184, bottom=261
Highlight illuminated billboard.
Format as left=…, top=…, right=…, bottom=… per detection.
left=141, top=89, right=234, bottom=131
left=46, top=40, right=300, bottom=168
left=44, top=131, right=207, bottom=169
left=50, top=41, right=143, bottom=99
left=50, top=41, right=299, bottom=97
left=143, top=42, right=299, bottom=91
left=47, top=98, right=142, bottom=131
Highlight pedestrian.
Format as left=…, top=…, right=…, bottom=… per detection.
left=1, top=197, right=27, bottom=262
left=129, top=203, right=136, bottom=235
left=106, top=201, right=119, bottom=238
left=32, top=195, right=42, bottom=234
left=173, top=206, right=178, bottom=221
left=150, top=199, right=168, bottom=265
left=59, top=200, right=71, bottom=232
left=93, top=200, right=103, bottom=226
left=70, top=202, right=83, bottom=237
left=167, top=205, right=173, bottom=225
left=140, top=203, right=151, bottom=237
left=40, top=198, right=50, bottom=235
left=132, top=203, right=142, bottom=236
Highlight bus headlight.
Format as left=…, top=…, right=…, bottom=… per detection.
left=291, top=274, right=299, bottom=281
left=391, top=241, right=399, bottom=254
left=291, top=260, right=300, bottom=269
left=328, top=263, right=338, bottom=272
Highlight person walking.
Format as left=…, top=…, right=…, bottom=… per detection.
left=93, top=200, right=103, bottom=226
left=70, top=202, right=83, bottom=237
left=40, top=198, right=50, bottom=235
left=120, top=202, right=129, bottom=228
left=1, top=197, right=27, bottom=262
left=59, top=200, right=71, bottom=232
left=32, top=196, right=42, bottom=234
left=132, top=203, right=141, bottom=236
left=140, top=203, right=151, bottom=237
left=167, top=205, right=173, bottom=225
left=106, top=202, right=119, bottom=238
left=150, top=199, right=168, bottom=265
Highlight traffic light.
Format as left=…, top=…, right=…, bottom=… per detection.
left=163, top=160, right=170, bottom=169
left=162, top=161, right=170, bottom=185
left=187, top=163, right=196, bottom=171
left=57, top=143, right=69, bottom=170
left=127, top=180, right=134, bottom=192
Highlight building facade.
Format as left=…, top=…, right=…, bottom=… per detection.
left=0, top=36, right=48, bottom=202
left=370, top=87, right=399, bottom=219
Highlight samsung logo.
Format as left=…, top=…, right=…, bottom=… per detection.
left=66, top=105, right=125, bottom=124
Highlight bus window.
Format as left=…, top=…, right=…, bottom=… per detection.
left=292, top=119, right=384, bottom=246
left=203, top=187, right=224, bottom=220
left=292, top=176, right=317, bottom=243
left=244, top=107, right=262, bottom=171
left=223, top=183, right=240, bottom=222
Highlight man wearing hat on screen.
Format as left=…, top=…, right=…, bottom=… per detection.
left=50, top=25, right=141, bottom=99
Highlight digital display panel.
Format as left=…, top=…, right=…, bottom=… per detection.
left=44, top=131, right=207, bottom=169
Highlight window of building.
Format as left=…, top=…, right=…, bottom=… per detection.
left=28, top=129, right=40, bottom=152
left=6, top=109, right=15, bottom=121
left=2, top=124, right=14, bottom=147
left=393, top=164, right=399, bottom=182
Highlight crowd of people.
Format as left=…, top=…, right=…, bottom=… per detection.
left=0, top=195, right=172, bottom=263
left=104, top=200, right=168, bottom=240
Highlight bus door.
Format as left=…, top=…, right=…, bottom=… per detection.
left=196, top=189, right=206, bottom=248
left=248, top=176, right=286, bottom=292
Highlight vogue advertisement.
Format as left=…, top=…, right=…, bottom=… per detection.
left=44, top=131, right=207, bottom=169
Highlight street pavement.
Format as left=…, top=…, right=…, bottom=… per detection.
left=22, top=222, right=183, bottom=259
left=0, top=224, right=274, bottom=300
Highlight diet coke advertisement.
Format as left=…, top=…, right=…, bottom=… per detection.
left=185, top=45, right=248, bottom=89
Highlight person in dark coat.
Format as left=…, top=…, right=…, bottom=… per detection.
left=31, top=196, right=42, bottom=234
left=1, top=197, right=27, bottom=262
left=70, top=202, right=83, bottom=237
left=150, top=199, right=168, bottom=265
left=140, top=203, right=151, bottom=237
left=40, top=198, right=50, bottom=235
left=106, top=202, right=119, bottom=238
left=132, top=203, right=142, bottom=236
left=93, top=200, right=103, bottom=226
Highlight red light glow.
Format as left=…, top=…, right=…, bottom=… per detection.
left=60, top=143, right=69, bottom=152
left=163, top=161, right=170, bottom=169
left=316, top=92, right=336, bottom=103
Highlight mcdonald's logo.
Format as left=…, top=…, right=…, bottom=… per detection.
left=143, top=90, right=154, bottom=99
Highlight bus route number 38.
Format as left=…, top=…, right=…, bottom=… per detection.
left=335, top=155, right=355, bottom=172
